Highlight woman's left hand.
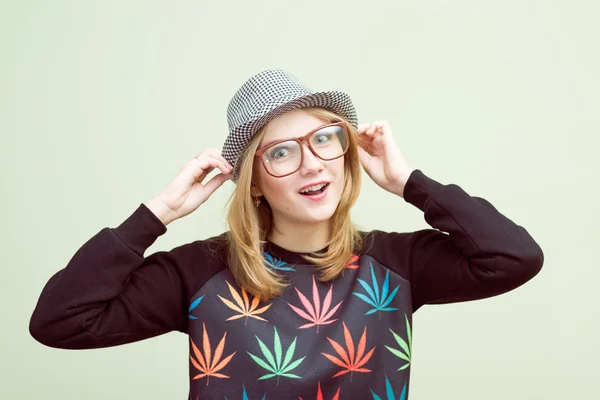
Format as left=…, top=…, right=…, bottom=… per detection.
left=356, top=120, right=415, bottom=198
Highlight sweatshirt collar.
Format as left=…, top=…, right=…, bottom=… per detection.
left=263, top=239, right=328, bottom=266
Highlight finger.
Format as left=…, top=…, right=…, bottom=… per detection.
left=201, top=172, right=232, bottom=197
left=203, top=148, right=234, bottom=171
left=195, top=154, right=233, bottom=176
left=194, top=149, right=233, bottom=172
left=367, top=122, right=382, bottom=135
left=369, top=120, right=390, bottom=136
left=357, top=123, right=370, bottom=133
left=192, top=158, right=224, bottom=183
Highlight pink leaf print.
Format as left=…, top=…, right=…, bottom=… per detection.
left=286, top=275, right=343, bottom=333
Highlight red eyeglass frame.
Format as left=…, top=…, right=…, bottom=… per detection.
left=254, top=122, right=350, bottom=178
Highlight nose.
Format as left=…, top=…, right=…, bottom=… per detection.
left=298, top=142, right=324, bottom=174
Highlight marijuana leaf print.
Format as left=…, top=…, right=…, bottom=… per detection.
left=370, top=375, right=407, bottom=400
left=342, top=254, right=360, bottom=276
left=286, top=274, right=343, bottom=333
left=247, top=326, right=306, bottom=385
left=218, top=280, right=272, bottom=326
left=385, top=314, right=412, bottom=371
left=321, top=321, right=375, bottom=381
left=264, top=252, right=295, bottom=271
left=352, top=262, right=400, bottom=319
left=188, top=295, right=204, bottom=320
left=223, top=384, right=267, bottom=400
left=298, top=381, right=341, bottom=400
left=189, top=322, right=236, bottom=386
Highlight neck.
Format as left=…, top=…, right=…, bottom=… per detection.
left=267, top=218, right=331, bottom=253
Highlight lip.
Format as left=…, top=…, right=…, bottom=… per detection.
left=299, top=182, right=330, bottom=201
left=298, top=180, right=330, bottom=192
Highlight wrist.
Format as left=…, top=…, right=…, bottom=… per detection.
left=390, top=169, right=415, bottom=198
left=145, top=197, right=176, bottom=226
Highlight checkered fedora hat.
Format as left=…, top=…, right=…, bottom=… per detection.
left=221, top=68, right=358, bottom=182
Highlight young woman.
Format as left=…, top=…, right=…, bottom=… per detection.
left=29, top=69, right=544, bottom=400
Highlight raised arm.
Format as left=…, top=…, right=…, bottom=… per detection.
left=365, top=169, right=544, bottom=312
left=404, top=170, right=544, bottom=311
left=29, top=203, right=195, bottom=349
left=29, top=149, right=234, bottom=349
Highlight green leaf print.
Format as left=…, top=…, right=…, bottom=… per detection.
left=247, top=326, right=306, bottom=385
left=384, top=314, right=412, bottom=371
left=352, top=262, right=400, bottom=319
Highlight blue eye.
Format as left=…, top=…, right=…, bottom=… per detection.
left=313, top=133, right=331, bottom=145
left=270, top=147, right=290, bottom=159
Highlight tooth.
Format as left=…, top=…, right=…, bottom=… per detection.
left=300, top=183, right=326, bottom=193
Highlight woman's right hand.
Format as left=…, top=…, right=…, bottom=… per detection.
left=145, top=149, right=234, bottom=226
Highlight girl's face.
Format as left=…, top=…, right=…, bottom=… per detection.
left=252, top=109, right=345, bottom=226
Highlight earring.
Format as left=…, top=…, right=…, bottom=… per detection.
left=253, top=196, right=261, bottom=207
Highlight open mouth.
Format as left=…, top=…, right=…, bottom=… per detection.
left=299, top=182, right=330, bottom=196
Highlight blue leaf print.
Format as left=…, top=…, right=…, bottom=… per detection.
left=370, top=375, right=407, bottom=400
left=264, top=252, right=295, bottom=271
left=224, top=384, right=267, bottom=400
left=352, top=263, right=400, bottom=319
left=188, top=295, right=204, bottom=320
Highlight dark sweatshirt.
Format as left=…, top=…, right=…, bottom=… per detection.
left=29, top=169, right=544, bottom=400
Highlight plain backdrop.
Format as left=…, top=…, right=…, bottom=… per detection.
left=2, top=1, right=598, bottom=399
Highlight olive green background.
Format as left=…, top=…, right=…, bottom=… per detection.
left=2, top=1, right=597, bottom=399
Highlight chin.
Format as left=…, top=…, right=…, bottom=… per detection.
left=298, top=197, right=341, bottom=223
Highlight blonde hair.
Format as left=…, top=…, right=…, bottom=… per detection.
left=224, top=107, right=370, bottom=301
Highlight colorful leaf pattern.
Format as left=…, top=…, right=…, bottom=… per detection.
left=352, top=262, right=400, bottom=319
left=286, top=275, right=343, bottom=333
left=187, top=253, right=413, bottom=398
left=264, top=252, right=295, bottom=271
left=224, top=384, right=267, bottom=400
left=342, top=254, right=359, bottom=276
left=385, top=314, right=412, bottom=371
left=298, top=381, right=341, bottom=400
left=189, top=322, right=236, bottom=385
left=247, top=326, right=306, bottom=385
left=321, top=321, right=376, bottom=381
left=218, top=280, right=272, bottom=326
left=188, top=295, right=203, bottom=319
left=370, top=375, right=408, bottom=400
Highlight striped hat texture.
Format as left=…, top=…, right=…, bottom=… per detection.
left=221, top=68, right=358, bottom=182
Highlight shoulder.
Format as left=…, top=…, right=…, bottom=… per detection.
left=358, top=229, right=412, bottom=253
left=165, top=231, right=230, bottom=299
left=357, top=228, right=430, bottom=281
left=193, top=231, right=230, bottom=255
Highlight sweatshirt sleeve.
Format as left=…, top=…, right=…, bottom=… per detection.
left=366, top=169, right=544, bottom=312
left=29, top=203, right=201, bottom=350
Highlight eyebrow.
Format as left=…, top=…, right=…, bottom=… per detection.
left=260, top=123, right=331, bottom=148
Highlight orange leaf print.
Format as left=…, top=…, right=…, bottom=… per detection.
left=218, top=280, right=272, bottom=326
left=298, top=381, right=341, bottom=400
left=321, top=321, right=375, bottom=381
left=286, top=275, right=343, bottom=333
left=189, top=322, right=236, bottom=385
left=342, top=254, right=359, bottom=276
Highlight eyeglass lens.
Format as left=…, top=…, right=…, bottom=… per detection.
left=261, top=125, right=348, bottom=176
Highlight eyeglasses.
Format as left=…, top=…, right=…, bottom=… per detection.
left=255, top=122, right=349, bottom=178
